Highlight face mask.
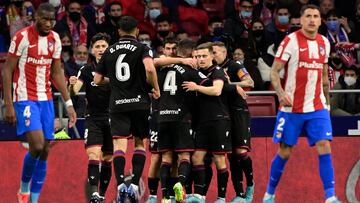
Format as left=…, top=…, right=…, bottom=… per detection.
left=158, top=30, right=169, bottom=38
left=252, top=29, right=264, bottom=37
left=213, top=27, right=223, bottom=36
left=62, top=45, right=72, bottom=53
left=289, top=26, right=301, bottom=33
left=69, top=11, right=81, bottom=22
left=278, top=15, right=289, bottom=25
left=92, top=0, right=104, bottom=6
left=75, top=59, right=87, bottom=66
left=265, top=2, right=276, bottom=10
left=149, top=9, right=161, bottom=19
left=141, top=40, right=151, bottom=48
left=344, top=76, right=356, bottom=86
left=326, top=20, right=339, bottom=32
left=62, top=55, right=70, bottom=62
left=110, top=16, right=121, bottom=23
left=331, top=57, right=342, bottom=65
left=49, top=0, right=61, bottom=7
left=184, top=0, right=197, bottom=6
left=240, top=10, right=252, bottom=18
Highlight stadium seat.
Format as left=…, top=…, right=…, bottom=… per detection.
left=246, top=95, right=277, bottom=117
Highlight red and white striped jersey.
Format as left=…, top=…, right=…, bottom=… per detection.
left=275, top=30, right=330, bottom=113
left=8, top=25, right=62, bottom=102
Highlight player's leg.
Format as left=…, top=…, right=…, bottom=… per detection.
left=160, top=150, right=173, bottom=201
left=203, top=153, right=213, bottom=196
left=146, top=153, right=161, bottom=203
left=174, top=152, right=190, bottom=202
left=190, top=150, right=206, bottom=201
left=305, top=110, right=340, bottom=203
left=99, top=121, right=113, bottom=200
left=86, top=146, right=102, bottom=201
left=229, top=153, right=245, bottom=202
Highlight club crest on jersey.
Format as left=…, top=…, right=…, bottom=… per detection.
left=276, top=131, right=282, bottom=139
left=25, top=119, right=31, bottom=127
left=319, top=45, right=325, bottom=56
left=48, top=42, right=54, bottom=52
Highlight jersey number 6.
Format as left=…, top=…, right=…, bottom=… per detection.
left=116, top=54, right=130, bottom=81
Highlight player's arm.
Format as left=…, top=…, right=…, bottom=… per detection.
left=271, top=60, right=292, bottom=106
left=322, top=63, right=330, bottom=109
left=2, top=56, right=19, bottom=125
left=68, top=76, right=83, bottom=95
left=143, top=57, right=160, bottom=98
left=51, top=59, right=77, bottom=127
left=93, top=73, right=109, bottom=85
left=154, top=57, right=197, bottom=68
left=182, top=79, right=224, bottom=96
left=230, top=74, right=254, bottom=88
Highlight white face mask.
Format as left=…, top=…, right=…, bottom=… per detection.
left=141, top=40, right=151, bottom=48
left=344, top=76, right=357, bottom=86
left=49, top=0, right=61, bottom=8
left=75, top=59, right=88, bottom=66
left=92, top=0, right=105, bottom=6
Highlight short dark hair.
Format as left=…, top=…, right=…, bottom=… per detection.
left=37, top=3, right=56, bottom=15
left=108, top=0, right=122, bottom=9
left=118, top=15, right=138, bottom=33
left=325, top=9, right=340, bottom=19
left=155, top=14, right=171, bottom=24
left=91, top=33, right=111, bottom=47
left=300, top=4, right=320, bottom=16
left=196, top=42, right=213, bottom=53
left=212, top=41, right=226, bottom=48
left=345, top=65, right=358, bottom=74
left=177, top=39, right=196, bottom=56
left=163, top=37, right=177, bottom=47
left=208, top=16, right=223, bottom=26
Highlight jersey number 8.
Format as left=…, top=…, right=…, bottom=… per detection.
left=116, top=54, right=130, bottom=81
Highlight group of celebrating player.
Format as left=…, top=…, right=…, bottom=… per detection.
left=3, top=3, right=341, bottom=203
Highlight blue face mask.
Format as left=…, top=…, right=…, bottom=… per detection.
left=240, top=10, right=252, bottom=18
left=149, top=9, right=161, bottom=19
left=184, top=0, right=197, bottom=6
left=277, top=15, right=289, bottom=25
left=326, top=20, right=339, bottom=32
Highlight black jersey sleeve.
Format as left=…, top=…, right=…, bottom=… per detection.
left=185, top=69, right=210, bottom=85
left=223, top=83, right=237, bottom=93
left=142, top=45, right=154, bottom=59
left=77, top=65, right=87, bottom=82
left=95, top=50, right=108, bottom=76
left=212, top=66, right=227, bottom=81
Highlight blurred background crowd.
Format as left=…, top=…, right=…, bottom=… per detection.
left=0, top=0, right=359, bottom=118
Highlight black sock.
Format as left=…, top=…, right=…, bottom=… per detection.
left=160, top=162, right=172, bottom=199
left=178, top=159, right=191, bottom=185
left=148, top=177, right=159, bottom=195
left=217, top=168, right=229, bottom=198
left=192, top=165, right=205, bottom=195
left=99, top=161, right=112, bottom=196
left=239, top=153, right=254, bottom=186
left=230, top=154, right=244, bottom=196
left=185, top=168, right=193, bottom=194
left=204, top=157, right=213, bottom=195
left=169, top=177, right=178, bottom=197
left=113, top=150, right=126, bottom=186
left=131, top=150, right=146, bottom=186
left=88, top=160, right=100, bottom=195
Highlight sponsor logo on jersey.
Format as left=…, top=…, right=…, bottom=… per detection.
left=298, top=61, right=324, bottom=69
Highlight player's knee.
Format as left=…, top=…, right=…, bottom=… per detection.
left=213, top=154, right=226, bottom=169
left=161, top=151, right=173, bottom=163
left=102, top=154, right=113, bottom=162
left=30, top=143, right=46, bottom=157
left=178, top=152, right=190, bottom=161
left=316, top=140, right=331, bottom=154
left=192, top=152, right=205, bottom=165
left=88, top=151, right=101, bottom=160
left=278, top=143, right=292, bottom=158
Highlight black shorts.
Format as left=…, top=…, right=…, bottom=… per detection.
left=84, top=117, right=113, bottom=154
left=110, top=110, right=150, bottom=139
left=158, top=122, right=194, bottom=152
left=230, top=109, right=251, bottom=151
left=194, top=120, right=231, bottom=154
left=148, top=112, right=159, bottom=153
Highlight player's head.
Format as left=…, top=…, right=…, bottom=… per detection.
left=195, top=42, right=214, bottom=69
left=91, top=33, right=110, bottom=62
left=163, top=37, right=177, bottom=57
left=117, top=15, right=139, bottom=37
left=300, top=4, right=321, bottom=34
left=35, top=3, right=56, bottom=36
left=177, top=39, right=196, bottom=58
left=212, top=41, right=227, bottom=65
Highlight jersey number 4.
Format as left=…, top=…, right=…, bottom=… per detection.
left=116, top=54, right=130, bottom=81
left=163, top=71, right=177, bottom=95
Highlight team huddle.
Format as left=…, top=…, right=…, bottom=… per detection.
left=3, top=3, right=341, bottom=203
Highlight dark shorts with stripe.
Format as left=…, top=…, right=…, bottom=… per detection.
left=194, top=120, right=231, bottom=154
left=84, top=117, right=113, bottom=154
left=157, top=122, right=194, bottom=152
left=110, top=110, right=150, bottom=139
left=230, top=109, right=251, bottom=151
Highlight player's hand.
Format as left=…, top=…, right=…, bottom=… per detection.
left=66, top=106, right=77, bottom=128
left=236, top=85, right=247, bottom=99
left=69, top=76, right=77, bottom=85
left=152, top=88, right=160, bottom=99
left=182, top=81, right=198, bottom=91
left=279, top=93, right=292, bottom=107
left=4, top=104, right=16, bottom=125
left=181, top=58, right=197, bottom=69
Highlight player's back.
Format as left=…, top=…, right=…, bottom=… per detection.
left=96, top=36, right=153, bottom=113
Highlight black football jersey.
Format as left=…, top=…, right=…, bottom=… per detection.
left=77, top=63, right=110, bottom=118
left=157, top=63, right=209, bottom=123
left=96, top=36, right=153, bottom=113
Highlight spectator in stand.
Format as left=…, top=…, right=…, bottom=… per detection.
left=246, top=19, right=267, bottom=61
left=65, top=44, right=89, bottom=77
left=175, top=29, right=189, bottom=42
left=139, top=0, right=168, bottom=39
left=59, top=31, right=74, bottom=64
left=152, top=14, right=174, bottom=56
left=0, top=3, right=9, bottom=51
left=99, top=0, right=122, bottom=45
left=83, top=0, right=106, bottom=32
left=265, top=4, right=291, bottom=49
left=224, top=0, right=255, bottom=51
left=53, top=0, right=96, bottom=47
left=351, top=0, right=360, bottom=43
left=9, top=1, right=34, bottom=37
left=177, top=0, right=209, bottom=37
left=138, top=31, right=152, bottom=48
left=48, top=0, right=67, bottom=21
left=329, top=50, right=345, bottom=82
left=331, top=66, right=360, bottom=116
left=289, top=15, right=301, bottom=33
left=323, top=9, right=354, bottom=46
left=198, top=16, right=223, bottom=44
left=253, top=0, right=277, bottom=26
left=319, top=0, right=334, bottom=18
